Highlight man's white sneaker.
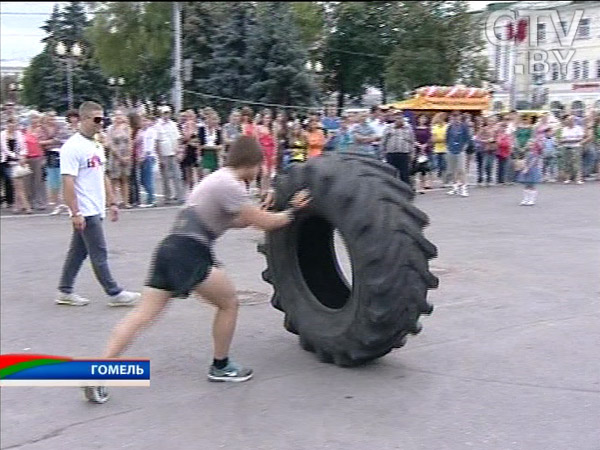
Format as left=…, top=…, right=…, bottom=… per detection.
left=50, top=205, right=68, bottom=216
left=108, top=290, right=141, bottom=307
left=447, top=184, right=458, bottom=195
left=459, top=186, right=469, bottom=197
left=55, top=293, right=90, bottom=306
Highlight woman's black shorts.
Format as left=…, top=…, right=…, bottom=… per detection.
left=145, top=235, right=217, bottom=298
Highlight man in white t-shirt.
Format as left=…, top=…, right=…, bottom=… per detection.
left=367, top=106, right=389, bottom=159
left=56, top=101, right=140, bottom=307
left=156, top=106, right=184, bottom=204
left=139, top=115, right=159, bottom=207
left=560, top=114, right=585, bottom=184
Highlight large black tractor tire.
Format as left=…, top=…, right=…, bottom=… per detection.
left=258, top=153, right=438, bottom=367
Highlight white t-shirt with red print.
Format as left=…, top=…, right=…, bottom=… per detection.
left=60, top=132, right=107, bottom=218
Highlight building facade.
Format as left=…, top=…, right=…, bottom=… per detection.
left=478, top=1, right=600, bottom=116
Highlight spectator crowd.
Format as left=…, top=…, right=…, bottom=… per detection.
left=1, top=101, right=599, bottom=213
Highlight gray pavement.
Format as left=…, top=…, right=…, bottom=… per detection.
left=1, top=182, right=599, bottom=450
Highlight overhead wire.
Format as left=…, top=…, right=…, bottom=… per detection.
left=183, top=89, right=322, bottom=111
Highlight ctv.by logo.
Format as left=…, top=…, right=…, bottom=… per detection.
left=485, top=9, right=585, bottom=77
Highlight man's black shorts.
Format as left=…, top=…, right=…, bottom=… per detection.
left=145, top=235, right=217, bottom=298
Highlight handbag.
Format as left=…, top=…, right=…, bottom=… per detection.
left=513, top=158, right=526, bottom=172
left=12, top=164, right=32, bottom=178
left=412, top=154, right=431, bottom=174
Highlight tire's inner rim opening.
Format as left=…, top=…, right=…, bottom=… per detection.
left=297, top=215, right=352, bottom=309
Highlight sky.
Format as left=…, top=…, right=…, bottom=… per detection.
left=0, top=2, right=64, bottom=63
left=1, top=1, right=505, bottom=64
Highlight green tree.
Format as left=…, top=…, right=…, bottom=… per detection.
left=197, top=2, right=257, bottom=116
left=290, top=2, right=325, bottom=49
left=181, top=2, right=230, bottom=109
left=88, top=2, right=172, bottom=107
left=362, top=2, right=401, bottom=103
left=385, top=1, right=489, bottom=96
left=246, top=2, right=316, bottom=108
left=322, top=2, right=377, bottom=111
left=21, top=2, right=110, bottom=113
left=21, top=52, right=63, bottom=111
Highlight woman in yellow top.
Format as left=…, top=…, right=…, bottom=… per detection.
left=306, top=119, right=325, bottom=158
left=288, top=122, right=308, bottom=164
left=431, top=112, right=449, bottom=183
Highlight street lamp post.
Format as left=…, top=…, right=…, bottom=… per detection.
left=56, top=41, right=82, bottom=111
left=305, top=60, right=323, bottom=106
left=108, top=77, right=125, bottom=108
left=8, top=81, right=24, bottom=104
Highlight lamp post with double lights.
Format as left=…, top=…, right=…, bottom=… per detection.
left=108, top=77, right=126, bottom=108
left=55, top=41, right=83, bottom=111
left=8, top=81, right=24, bottom=104
left=305, top=60, right=323, bottom=104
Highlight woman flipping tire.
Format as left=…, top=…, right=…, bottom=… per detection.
left=259, top=152, right=438, bottom=367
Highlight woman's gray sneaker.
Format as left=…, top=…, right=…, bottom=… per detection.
left=82, top=386, right=110, bottom=403
left=207, top=361, right=253, bottom=382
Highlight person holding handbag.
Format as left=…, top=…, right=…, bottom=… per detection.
left=413, top=114, right=432, bottom=193
left=1, top=117, right=31, bottom=213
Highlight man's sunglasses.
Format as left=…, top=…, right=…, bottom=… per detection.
left=92, top=116, right=104, bottom=124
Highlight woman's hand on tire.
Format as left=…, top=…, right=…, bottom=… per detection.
left=290, top=189, right=311, bottom=210
left=261, top=191, right=275, bottom=210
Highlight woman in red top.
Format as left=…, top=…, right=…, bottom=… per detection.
left=306, top=119, right=325, bottom=158
left=496, top=121, right=513, bottom=184
left=23, top=113, right=46, bottom=210
left=240, top=107, right=256, bottom=138
left=257, top=112, right=276, bottom=197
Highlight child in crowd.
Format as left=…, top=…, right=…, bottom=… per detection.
left=518, top=138, right=543, bottom=206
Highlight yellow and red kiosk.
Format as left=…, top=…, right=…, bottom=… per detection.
left=385, top=85, right=491, bottom=117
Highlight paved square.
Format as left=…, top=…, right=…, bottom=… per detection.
left=1, top=183, right=599, bottom=450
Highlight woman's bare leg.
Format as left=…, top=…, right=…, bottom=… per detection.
left=13, top=178, right=31, bottom=212
left=194, top=268, right=238, bottom=360
left=103, top=287, right=171, bottom=358
left=121, top=176, right=130, bottom=207
left=185, top=167, right=196, bottom=191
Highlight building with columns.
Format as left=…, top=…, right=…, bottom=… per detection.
left=475, top=1, right=600, bottom=116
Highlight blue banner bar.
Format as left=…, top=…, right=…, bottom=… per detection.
left=5, top=361, right=150, bottom=380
